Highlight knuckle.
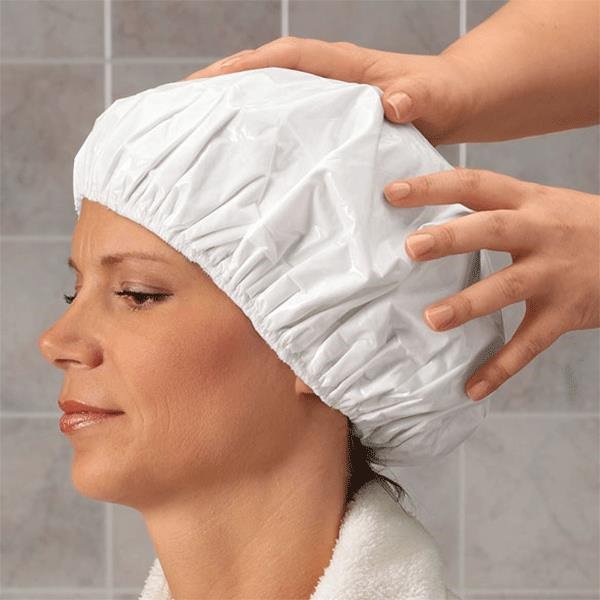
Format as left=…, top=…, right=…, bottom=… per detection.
left=333, top=40, right=359, bottom=51
left=487, top=211, right=509, bottom=239
left=497, top=270, right=525, bottom=302
left=277, top=35, right=300, bottom=45
left=520, top=334, right=548, bottom=362
left=455, top=168, right=483, bottom=194
left=477, top=358, right=513, bottom=389
left=263, top=35, right=303, bottom=66
left=572, top=293, right=598, bottom=329
left=486, top=360, right=512, bottom=386
left=416, top=174, right=435, bottom=195
left=436, top=223, right=457, bottom=250
left=264, top=35, right=302, bottom=53
left=455, top=293, right=475, bottom=321
left=408, top=77, right=433, bottom=106
left=528, top=180, right=549, bottom=198
left=555, top=216, right=576, bottom=242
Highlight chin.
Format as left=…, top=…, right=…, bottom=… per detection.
left=69, top=453, right=137, bottom=506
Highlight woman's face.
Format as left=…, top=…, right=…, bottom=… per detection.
left=38, top=198, right=345, bottom=508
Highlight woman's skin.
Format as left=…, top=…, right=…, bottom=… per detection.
left=38, top=198, right=350, bottom=600
left=183, top=0, right=600, bottom=402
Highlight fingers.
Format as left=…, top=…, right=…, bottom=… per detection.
left=423, top=261, right=538, bottom=332
left=465, top=303, right=564, bottom=401
left=382, top=77, right=434, bottom=124
left=384, top=168, right=527, bottom=211
left=182, top=36, right=371, bottom=83
left=404, top=209, right=532, bottom=259
left=183, top=48, right=258, bottom=80
left=384, top=90, right=416, bottom=123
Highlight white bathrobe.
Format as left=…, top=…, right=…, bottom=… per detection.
left=138, top=479, right=461, bottom=600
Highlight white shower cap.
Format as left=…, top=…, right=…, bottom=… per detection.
left=73, top=66, right=504, bottom=468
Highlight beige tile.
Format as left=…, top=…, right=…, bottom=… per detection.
left=290, top=0, right=459, bottom=54
left=467, top=127, right=599, bottom=195
left=1, top=64, right=104, bottom=235
left=112, top=62, right=212, bottom=100
left=487, top=325, right=600, bottom=414
left=466, top=0, right=508, bottom=30
left=112, top=0, right=281, bottom=58
left=0, top=418, right=105, bottom=587
left=464, top=416, right=599, bottom=589
left=1, top=240, right=73, bottom=413
left=112, top=504, right=155, bottom=589
left=0, top=0, right=104, bottom=59
left=438, top=144, right=460, bottom=166
left=388, top=448, right=462, bottom=592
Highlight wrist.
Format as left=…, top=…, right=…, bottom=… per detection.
left=433, top=49, right=481, bottom=145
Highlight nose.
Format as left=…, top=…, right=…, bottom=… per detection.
left=37, top=313, right=100, bottom=371
left=38, top=324, right=53, bottom=358
left=37, top=323, right=69, bottom=369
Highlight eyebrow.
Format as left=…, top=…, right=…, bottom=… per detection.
left=67, top=251, right=172, bottom=273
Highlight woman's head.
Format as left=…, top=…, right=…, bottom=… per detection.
left=62, top=69, right=503, bottom=494
left=38, top=198, right=351, bottom=509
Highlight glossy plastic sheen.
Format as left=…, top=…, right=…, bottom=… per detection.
left=72, top=67, right=504, bottom=468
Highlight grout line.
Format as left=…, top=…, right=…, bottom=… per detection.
left=2, top=412, right=61, bottom=418
left=459, top=0, right=467, bottom=170
left=281, top=0, right=289, bottom=37
left=0, top=0, right=4, bottom=593
left=488, top=412, right=600, bottom=419
left=1, top=235, right=72, bottom=241
left=463, top=591, right=600, bottom=598
left=0, top=589, right=133, bottom=599
left=458, top=443, right=466, bottom=598
left=459, top=141, right=467, bottom=167
left=1, top=56, right=242, bottom=65
left=104, top=0, right=112, bottom=109
left=105, top=501, right=114, bottom=597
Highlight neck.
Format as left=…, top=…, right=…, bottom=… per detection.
left=140, top=463, right=348, bottom=599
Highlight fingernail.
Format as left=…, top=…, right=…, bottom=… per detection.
left=467, top=380, right=491, bottom=401
left=406, top=233, right=434, bottom=257
left=387, top=182, right=411, bottom=200
left=425, top=304, right=454, bottom=329
left=387, top=92, right=413, bottom=120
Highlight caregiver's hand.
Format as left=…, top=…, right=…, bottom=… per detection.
left=383, top=168, right=600, bottom=402
left=182, top=36, right=474, bottom=147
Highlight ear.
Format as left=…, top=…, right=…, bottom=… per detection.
left=294, top=376, right=315, bottom=396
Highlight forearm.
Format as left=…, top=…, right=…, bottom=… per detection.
left=439, top=0, right=599, bottom=143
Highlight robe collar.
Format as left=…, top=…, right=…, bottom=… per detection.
left=138, top=479, right=460, bottom=600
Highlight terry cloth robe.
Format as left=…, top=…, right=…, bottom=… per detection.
left=138, top=479, right=461, bottom=600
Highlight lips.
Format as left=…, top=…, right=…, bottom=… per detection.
left=59, top=411, right=124, bottom=434
left=58, top=399, right=124, bottom=414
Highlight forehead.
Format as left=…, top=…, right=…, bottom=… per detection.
left=69, top=199, right=179, bottom=271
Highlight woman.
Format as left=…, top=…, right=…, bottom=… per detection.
left=38, top=67, right=503, bottom=599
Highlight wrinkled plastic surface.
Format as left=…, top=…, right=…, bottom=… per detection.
left=73, top=67, right=505, bottom=468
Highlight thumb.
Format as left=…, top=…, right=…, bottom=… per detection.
left=383, top=80, right=426, bottom=123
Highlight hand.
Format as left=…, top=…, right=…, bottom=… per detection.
left=181, top=35, right=476, bottom=147
left=383, top=168, right=600, bottom=401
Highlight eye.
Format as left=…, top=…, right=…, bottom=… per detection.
left=115, top=290, right=172, bottom=311
left=63, top=290, right=172, bottom=312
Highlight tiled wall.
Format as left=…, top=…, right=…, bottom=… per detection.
left=1, top=1, right=598, bottom=599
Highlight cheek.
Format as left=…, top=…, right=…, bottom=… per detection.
left=118, top=300, right=296, bottom=474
